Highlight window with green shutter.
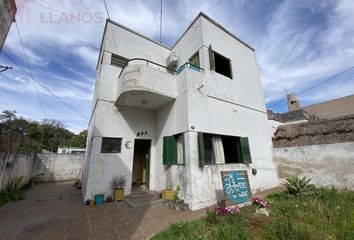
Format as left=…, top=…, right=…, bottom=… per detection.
left=197, top=133, right=252, bottom=165
left=240, top=137, right=252, bottom=164
left=208, top=45, right=233, bottom=79
left=198, top=132, right=205, bottom=167
left=189, top=51, right=200, bottom=68
left=163, top=136, right=177, bottom=165
left=163, top=134, right=185, bottom=165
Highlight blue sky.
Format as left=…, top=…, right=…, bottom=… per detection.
left=1, top=0, right=353, bottom=133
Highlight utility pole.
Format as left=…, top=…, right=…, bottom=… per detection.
left=0, top=65, right=12, bottom=73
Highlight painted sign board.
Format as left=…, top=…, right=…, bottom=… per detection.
left=221, top=170, right=251, bottom=206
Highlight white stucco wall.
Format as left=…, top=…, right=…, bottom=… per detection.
left=83, top=14, right=280, bottom=209
left=273, top=142, right=354, bottom=190
left=0, top=153, right=84, bottom=191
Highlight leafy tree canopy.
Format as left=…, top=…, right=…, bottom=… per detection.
left=0, top=110, right=88, bottom=153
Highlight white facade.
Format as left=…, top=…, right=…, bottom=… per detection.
left=83, top=13, right=279, bottom=210
left=57, top=147, right=85, bottom=154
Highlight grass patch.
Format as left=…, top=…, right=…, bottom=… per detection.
left=152, top=188, right=354, bottom=240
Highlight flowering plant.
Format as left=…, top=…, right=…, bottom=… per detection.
left=252, top=197, right=268, bottom=208
left=216, top=206, right=240, bottom=215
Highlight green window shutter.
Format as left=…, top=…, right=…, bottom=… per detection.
left=189, top=52, right=200, bottom=68
left=163, top=136, right=177, bottom=165
left=182, top=134, right=186, bottom=164
left=208, top=45, right=215, bottom=71
left=240, top=137, right=252, bottom=164
left=229, top=59, right=233, bottom=79
left=198, top=132, right=205, bottom=167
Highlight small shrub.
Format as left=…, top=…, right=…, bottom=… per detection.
left=7, top=176, right=24, bottom=192
left=110, top=173, right=126, bottom=190
left=284, top=176, right=314, bottom=195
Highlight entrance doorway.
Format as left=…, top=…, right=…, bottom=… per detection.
left=132, top=139, right=151, bottom=189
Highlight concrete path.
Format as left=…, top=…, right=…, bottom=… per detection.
left=0, top=181, right=206, bottom=240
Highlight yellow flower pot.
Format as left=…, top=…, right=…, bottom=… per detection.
left=115, top=189, right=124, bottom=201
left=162, top=189, right=174, bottom=201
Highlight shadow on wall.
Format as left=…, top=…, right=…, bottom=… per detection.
left=84, top=126, right=133, bottom=197
left=0, top=151, right=85, bottom=191
left=84, top=126, right=152, bottom=240
left=33, top=153, right=85, bottom=182
left=0, top=152, right=35, bottom=191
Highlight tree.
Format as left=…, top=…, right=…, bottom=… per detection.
left=68, top=129, right=88, bottom=148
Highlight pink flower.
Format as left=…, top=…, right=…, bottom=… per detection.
left=252, top=198, right=268, bottom=208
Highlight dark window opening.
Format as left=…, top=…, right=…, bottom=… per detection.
left=198, top=132, right=252, bottom=166
left=111, top=54, right=128, bottom=68
left=222, top=136, right=241, bottom=163
left=189, top=51, right=200, bottom=68
left=101, top=137, right=122, bottom=153
left=203, top=134, right=213, bottom=164
left=214, top=52, right=232, bottom=78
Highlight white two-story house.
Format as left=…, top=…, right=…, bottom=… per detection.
left=82, top=12, right=279, bottom=210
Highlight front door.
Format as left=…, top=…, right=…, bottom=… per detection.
left=132, top=139, right=151, bottom=189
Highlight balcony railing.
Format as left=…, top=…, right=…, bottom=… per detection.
left=118, top=58, right=204, bottom=79
left=118, top=58, right=176, bottom=79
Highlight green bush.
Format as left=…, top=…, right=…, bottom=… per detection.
left=0, top=176, right=26, bottom=207
left=283, top=176, right=314, bottom=195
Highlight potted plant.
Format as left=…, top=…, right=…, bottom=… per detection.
left=110, top=173, right=126, bottom=201
left=106, top=194, right=113, bottom=202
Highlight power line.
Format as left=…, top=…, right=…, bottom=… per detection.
left=264, top=0, right=323, bottom=92
left=268, top=66, right=354, bottom=108
left=1, top=50, right=89, bottom=121
left=102, top=0, right=111, bottom=19
left=327, top=71, right=354, bottom=98
left=160, top=0, right=163, bottom=43
left=15, top=21, right=48, bottom=119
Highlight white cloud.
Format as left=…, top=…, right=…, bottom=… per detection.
left=1, top=0, right=354, bottom=131
left=257, top=0, right=354, bottom=108
left=74, top=46, right=99, bottom=68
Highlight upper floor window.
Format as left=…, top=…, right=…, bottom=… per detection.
left=111, top=54, right=128, bottom=68
left=209, top=45, right=233, bottom=79
left=189, top=51, right=200, bottom=68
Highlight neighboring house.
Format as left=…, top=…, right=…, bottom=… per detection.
left=0, top=0, right=16, bottom=51
left=268, top=94, right=354, bottom=135
left=303, top=94, right=354, bottom=119
left=82, top=12, right=279, bottom=210
left=57, top=147, right=85, bottom=154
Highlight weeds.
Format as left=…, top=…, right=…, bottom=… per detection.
left=152, top=187, right=354, bottom=240
left=0, top=175, right=28, bottom=207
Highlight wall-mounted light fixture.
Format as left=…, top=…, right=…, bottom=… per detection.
left=125, top=141, right=133, bottom=149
